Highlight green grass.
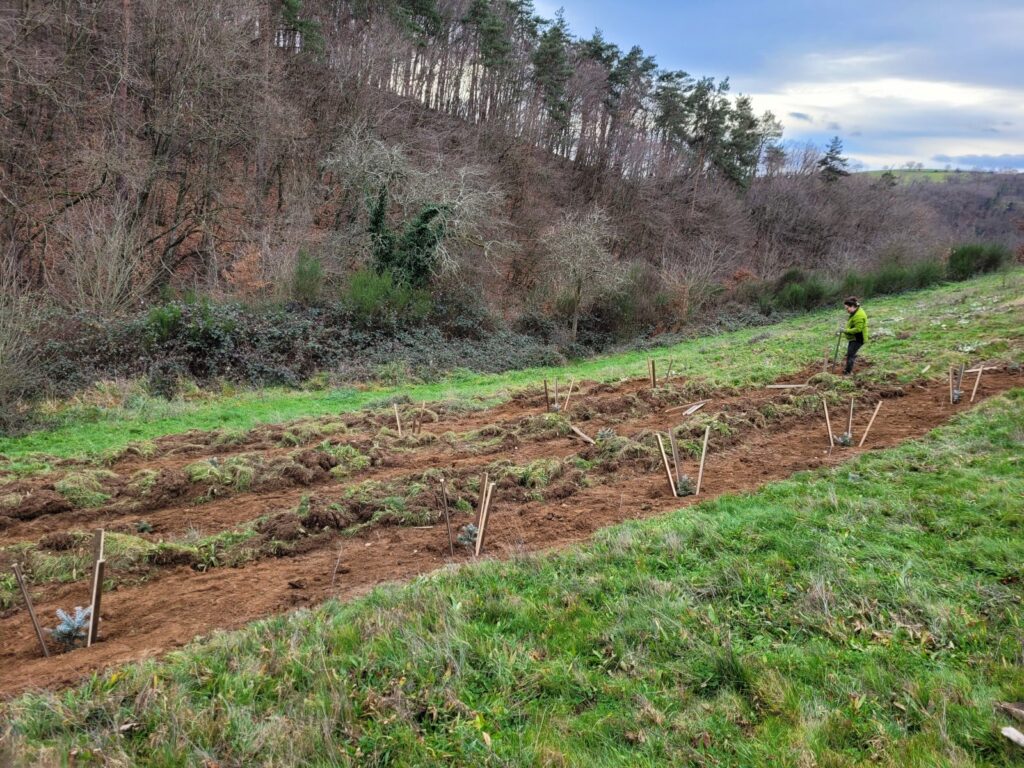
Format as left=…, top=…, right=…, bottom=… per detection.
left=860, top=169, right=956, bottom=183
left=4, top=390, right=1023, bottom=766
left=0, top=272, right=1019, bottom=465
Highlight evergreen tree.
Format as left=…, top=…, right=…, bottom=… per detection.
left=532, top=13, right=574, bottom=139
left=818, top=136, right=851, bottom=182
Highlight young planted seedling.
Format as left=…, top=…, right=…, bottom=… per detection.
left=676, top=474, right=696, bottom=497
left=50, top=607, right=92, bottom=651
left=457, top=524, right=479, bottom=549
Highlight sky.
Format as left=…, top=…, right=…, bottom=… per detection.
left=534, top=0, right=1024, bottom=171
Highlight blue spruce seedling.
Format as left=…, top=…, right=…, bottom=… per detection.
left=50, top=606, right=91, bottom=651
left=457, top=523, right=479, bottom=549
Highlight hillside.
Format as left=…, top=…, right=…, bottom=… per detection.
left=0, top=271, right=1021, bottom=764
left=2, top=1, right=1020, bottom=354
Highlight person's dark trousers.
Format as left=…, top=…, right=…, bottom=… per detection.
left=845, top=338, right=864, bottom=374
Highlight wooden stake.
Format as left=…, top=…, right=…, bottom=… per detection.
left=86, top=528, right=105, bottom=646
left=822, top=398, right=835, bottom=449
left=765, top=384, right=809, bottom=390
left=393, top=404, right=403, bottom=437
left=970, top=367, right=983, bottom=402
left=965, top=365, right=1000, bottom=373
left=655, top=434, right=678, bottom=497
left=569, top=425, right=596, bottom=445
left=847, top=397, right=855, bottom=439
left=87, top=560, right=105, bottom=646
left=543, top=379, right=550, bottom=412
left=475, top=472, right=490, bottom=526
left=649, top=359, right=656, bottom=389
left=949, top=366, right=954, bottom=404
left=858, top=401, right=882, bottom=447
left=665, top=399, right=709, bottom=414
left=695, top=426, right=710, bottom=496
left=956, top=363, right=966, bottom=393
left=439, top=479, right=454, bottom=558
left=562, top=378, right=576, bottom=412
left=12, top=563, right=49, bottom=657
left=91, top=528, right=105, bottom=563
left=682, top=402, right=706, bottom=417
left=668, top=429, right=682, bottom=486
left=475, top=482, right=496, bottom=557
left=665, top=358, right=674, bottom=382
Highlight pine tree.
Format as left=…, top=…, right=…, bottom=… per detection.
left=818, top=136, right=851, bottom=182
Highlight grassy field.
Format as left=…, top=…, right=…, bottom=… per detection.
left=2, top=271, right=1021, bottom=466
left=3, top=387, right=1022, bottom=766
left=859, top=169, right=957, bottom=183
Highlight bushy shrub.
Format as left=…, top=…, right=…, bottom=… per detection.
left=427, top=281, right=496, bottom=340
left=342, top=269, right=431, bottom=329
left=947, top=243, right=1011, bottom=281
left=512, top=310, right=557, bottom=342
left=837, top=257, right=944, bottom=301
left=774, top=275, right=828, bottom=311
left=291, top=250, right=323, bottom=305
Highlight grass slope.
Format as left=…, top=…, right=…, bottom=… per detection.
left=2, top=271, right=1022, bottom=462
left=4, top=391, right=1023, bottom=766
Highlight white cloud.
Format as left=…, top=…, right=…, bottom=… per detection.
left=748, top=74, right=1024, bottom=169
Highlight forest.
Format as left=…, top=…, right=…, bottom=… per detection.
left=1, top=0, right=1021, bottom=419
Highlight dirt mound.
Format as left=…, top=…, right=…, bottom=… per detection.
left=257, top=513, right=306, bottom=542
left=7, top=489, right=72, bottom=521
left=38, top=532, right=79, bottom=551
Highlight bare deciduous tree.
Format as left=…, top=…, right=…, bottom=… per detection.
left=543, top=207, right=621, bottom=343
left=48, top=199, right=151, bottom=316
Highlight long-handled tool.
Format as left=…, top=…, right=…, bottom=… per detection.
left=830, top=328, right=844, bottom=373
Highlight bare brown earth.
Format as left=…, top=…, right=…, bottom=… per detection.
left=1, top=367, right=1019, bottom=698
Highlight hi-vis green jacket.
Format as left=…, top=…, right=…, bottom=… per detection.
left=844, top=307, right=868, bottom=342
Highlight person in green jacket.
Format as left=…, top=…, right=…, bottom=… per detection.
left=841, top=296, right=868, bottom=374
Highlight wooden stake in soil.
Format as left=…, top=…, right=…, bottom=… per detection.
left=91, top=528, right=105, bottom=564
left=562, top=378, right=576, bottom=412
left=543, top=379, right=550, bottom=412
left=649, top=358, right=656, bottom=389
left=84, top=528, right=104, bottom=647
left=655, top=434, right=678, bottom=497
left=970, top=367, right=983, bottom=402
left=822, top=398, right=835, bottom=450
left=668, top=429, right=682, bottom=486
left=695, top=426, right=711, bottom=496
left=439, top=478, right=454, bottom=558
left=858, top=401, right=882, bottom=447
left=949, top=366, right=955, bottom=404
left=847, top=397, right=855, bottom=440
left=12, top=563, right=49, bottom=657
left=87, top=560, right=105, bottom=646
left=474, top=481, right=496, bottom=557
left=393, top=403, right=403, bottom=438
left=475, top=472, right=490, bottom=526
left=87, top=528, right=105, bottom=646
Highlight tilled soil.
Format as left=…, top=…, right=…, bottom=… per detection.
left=0, top=367, right=1018, bottom=698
